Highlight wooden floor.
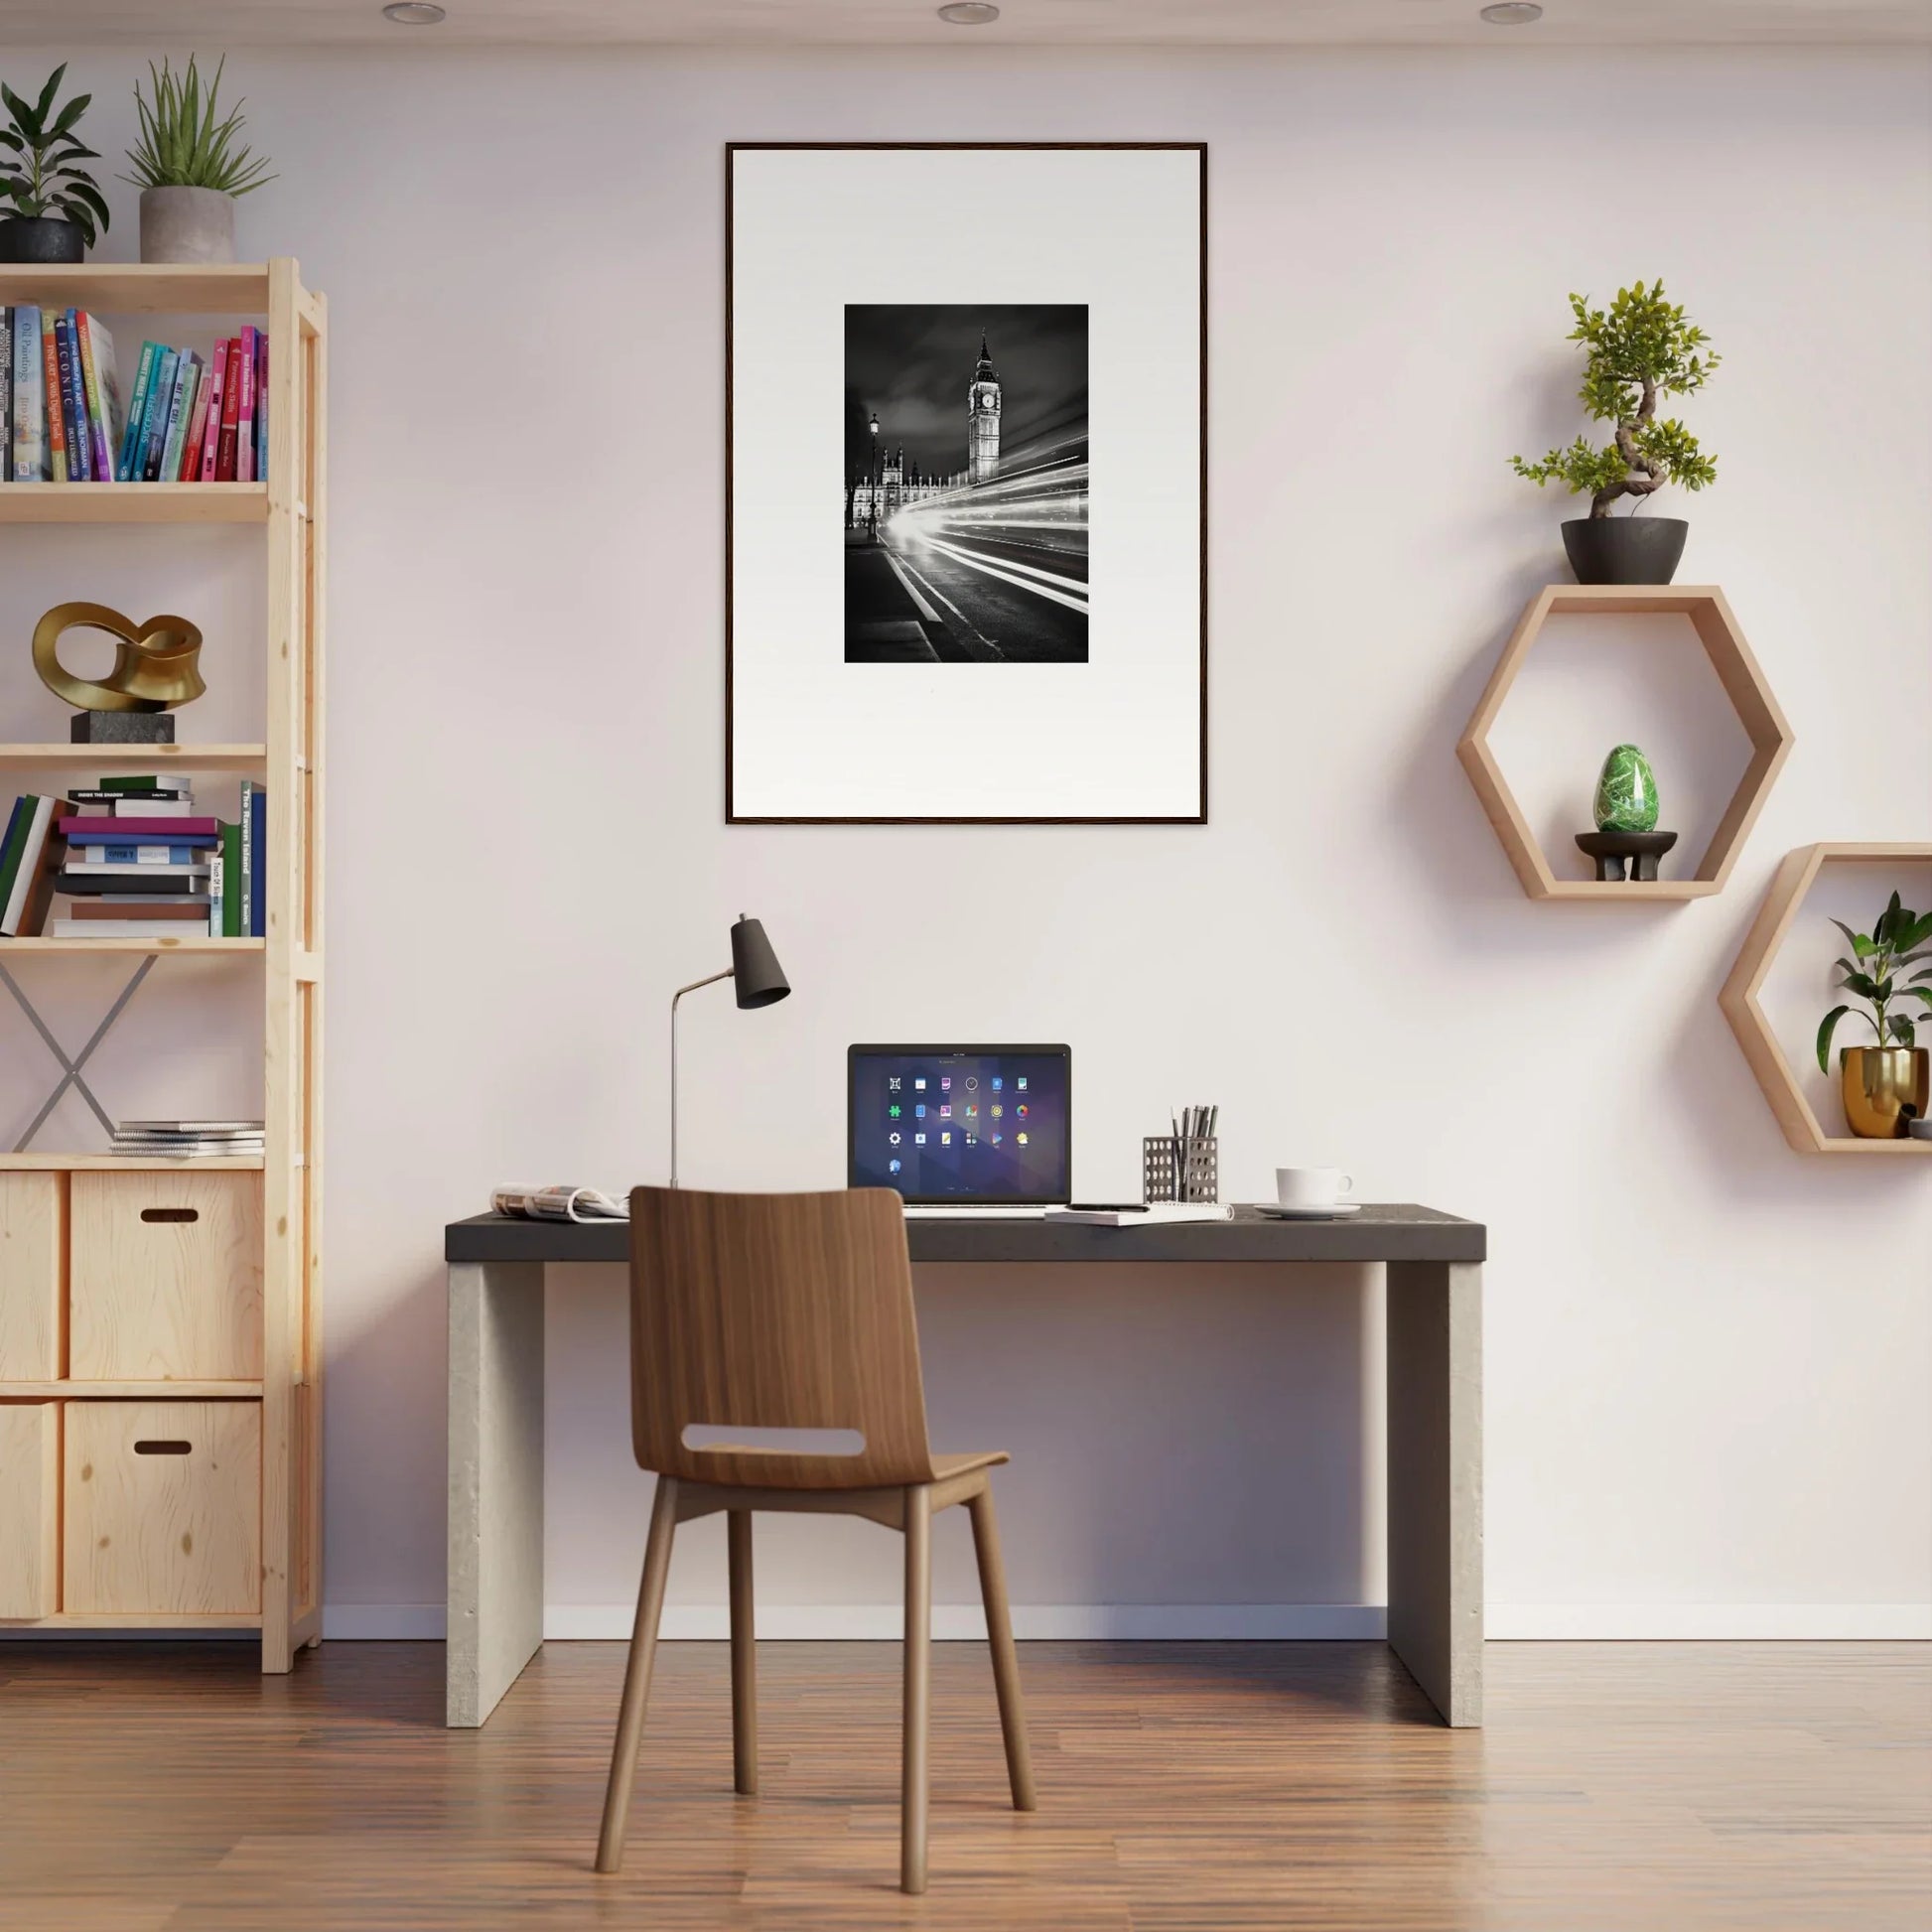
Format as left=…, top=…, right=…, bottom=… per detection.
left=0, top=1640, right=1925, bottom=1930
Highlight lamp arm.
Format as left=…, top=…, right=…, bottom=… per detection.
left=668, top=968, right=736, bottom=1188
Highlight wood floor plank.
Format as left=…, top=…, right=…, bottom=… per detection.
left=0, top=1640, right=1923, bottom=1930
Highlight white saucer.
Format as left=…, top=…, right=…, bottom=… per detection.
left=1251, top=1201, right=1361, bottom=1219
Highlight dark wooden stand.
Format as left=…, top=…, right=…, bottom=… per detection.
left=1575, top=830, right=1679, bottom=882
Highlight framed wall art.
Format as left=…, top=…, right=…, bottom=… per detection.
left=726, top=142, right=1207, bottom=824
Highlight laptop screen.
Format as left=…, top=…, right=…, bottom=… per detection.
left=848, top=1044, right=1071, bottom=1204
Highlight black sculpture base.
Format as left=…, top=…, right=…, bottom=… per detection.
left=1576, top=829, right=1679, bottom=882
left=70, top=712, right=175, bottom=744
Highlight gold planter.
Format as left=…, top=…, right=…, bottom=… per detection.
left=1840, top=1045, right=1930, bottom=1139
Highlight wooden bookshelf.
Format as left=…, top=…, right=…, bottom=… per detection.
left=0, top=261, right=326, bottom=1668
left=0, top=483, right=267, bottom=524
left=0, top=744, right=267, bottom=768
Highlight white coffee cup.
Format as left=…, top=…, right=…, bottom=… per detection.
left=1276, top=1167, right=1353, bottom=1210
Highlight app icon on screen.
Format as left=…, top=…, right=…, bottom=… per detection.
left=914, top=1133, right=926, bottom=1145
left=890, top=1132, right=900, bottom=1145
left=991, top=1076, right=1003, bottom=1092
left=889, top=1159, right=901, bottom=1174
left=915, top=1103, right=926, bottom=1119
left=939, top=1104, right=951, bottom=1118
left=990, top=1104, right=1003, bottom=1120
left=965, top=1105, right=977, bottom=1118
left=965, top=1134, right=977, bottom=1146
left=941, top=1132, right=952, bottom=1146
left=889, top=1104, right=901, bottom=1119
left=1017, top=1133, right=1029, bottom=1146
left=940, top=1076, right=952, bottom=1091
left=1017, top=1076, right=1028, bottom=1091
left=889, top=1076, right=902, bottom=1092
left=1016, top=1104, right=1028, bottom=1119
left=965, top=1077, right=978, bottom=1090
left=914, top=1077, right=926, bottom=1090
left=991, top=1132, right=1003, bottom=1146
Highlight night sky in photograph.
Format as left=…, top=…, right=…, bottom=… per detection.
left=845, top=304, right=1088, bottom=479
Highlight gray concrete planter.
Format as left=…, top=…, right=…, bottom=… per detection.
left=139, top=186, right=236, bottom=264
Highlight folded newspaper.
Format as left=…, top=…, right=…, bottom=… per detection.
left=490, top=1184, right=629, bottom=1223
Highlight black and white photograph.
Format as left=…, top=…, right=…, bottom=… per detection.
left=728, top=143, right=1204, bottom=822
left=844, top=305, right=1089, bottom=664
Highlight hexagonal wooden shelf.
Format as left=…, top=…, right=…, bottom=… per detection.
left=1720, top=842, right=1932, bottom=1158
left=1456, top=585, right=1795, bottom=900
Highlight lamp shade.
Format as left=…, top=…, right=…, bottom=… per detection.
left=730, top=915, right=790, bottom=1009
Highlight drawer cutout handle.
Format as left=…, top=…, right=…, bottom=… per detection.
left=133, top=1440, right=193, bottom=1455
left=140, top=1207, right=200, bottom=1224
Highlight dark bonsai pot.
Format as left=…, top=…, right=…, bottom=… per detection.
left=0, top=215, right=86, bottom=264
left=1562, top=516, right=1688, bottom=586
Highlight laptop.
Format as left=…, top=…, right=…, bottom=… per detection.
left=848, top=1043, right=1071, bottom=1215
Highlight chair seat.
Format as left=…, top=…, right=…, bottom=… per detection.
left=930, top=1449, right=1009, bottom=1482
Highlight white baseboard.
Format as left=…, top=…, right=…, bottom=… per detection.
left=1486, top=1603, right=1932, bottom=1640
left=316, top=1601, right=1932, bottom=1642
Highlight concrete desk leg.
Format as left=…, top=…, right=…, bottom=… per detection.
left=447, top=1260, right=546, bottom=1727
left=1386, top=1260, right=1483, bottom=1726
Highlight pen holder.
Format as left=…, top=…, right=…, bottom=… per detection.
left=1143, top=1135, right=1218, bottom=1205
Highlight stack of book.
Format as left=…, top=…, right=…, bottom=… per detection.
left=112, top=1119, right=265, bottom=1160
left=2, top=308, right=268, bottom=484
left=0, top=775, right=267, bottom=939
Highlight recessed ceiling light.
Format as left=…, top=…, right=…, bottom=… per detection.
left=938, top=2, right=1001, bottom=23
left=382, top=2, right=447, bottom=23
left=1479, top=2, right=1543, bottom=21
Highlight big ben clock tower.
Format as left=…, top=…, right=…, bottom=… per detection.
left=968, top=331, right=1001, bottom=484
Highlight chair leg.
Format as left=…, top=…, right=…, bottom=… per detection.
left=901, top=1482, right=933, bottom=1896
left=967, top=1484, right=1037, bottom=1812
left=595, top=1475, right=680, bottom=1873
left=728, top=1509, right=758, bottom=1796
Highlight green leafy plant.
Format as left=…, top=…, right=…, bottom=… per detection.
left=123, top=56, right=274, bottom=198
left=0, top=65, right=110, bottom=245
left=1512, top=281, right=1719, bottom=519
left=1816, top=893, right=1932, bottom=1071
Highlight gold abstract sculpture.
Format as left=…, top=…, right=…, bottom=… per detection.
left=33, top=602, right=206, bottom=713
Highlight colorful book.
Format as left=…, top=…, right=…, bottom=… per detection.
left=75, top=312, right=120, bottom=483
left=58, top=868, right=209, bottom=897
left=60, top=815, right=220, bottom=840
left=198, top=339, right=228, bottom=481
left=159, top=354, right=201, bottom=485
left=137, top=346, right=179, bottom=483
left=118, top=341, right=160, bottom=480
left=254, top=332, right=268, bottom=479
left=67, top=898, right=211, bottom=920
left=246, top=782, right=266, bottom=938
left=39, top=313, right=66, bottom=484
left=180, top=354, right=213, bottom=481
left=0, top=307, right=10, bottom=468
left=98, top=773, right=188, bottom=795
left=215, top=338, right=241, bottom=481
left=235, top=326, right=258, bottom=484
left=55, top=312, right=89, bottom=481
left=217, top=820, right=241, bottom=937
left=73, top=850, right=207, bottom=873
left=0, top=796, right=30, bottom=907
left=11, top=307, right=44, bottom=481
left=1, top=795, right=60, bottom=935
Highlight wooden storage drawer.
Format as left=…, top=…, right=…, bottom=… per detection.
left=0, top=1402, right=60, bottom=1618
left=64, top=1401, right=260, bottom=1614
left=0, top=1173, right=65, bottom=1379
left=69, top=1172, right=262, bottom=1381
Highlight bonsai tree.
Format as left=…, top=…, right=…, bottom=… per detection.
left=1817, top=893, right=1932, bottom=1071
left=1512, top=281, right=1718, bottom=518
left=123, top=57, right=275, bottom=201
left=0, top=65, right=110, bottom=246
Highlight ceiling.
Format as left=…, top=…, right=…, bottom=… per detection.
left=7, top=1, right=1930, bottom=50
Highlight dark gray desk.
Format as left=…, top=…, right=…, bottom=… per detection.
left=444, top=1204, right=1484, bottom=1729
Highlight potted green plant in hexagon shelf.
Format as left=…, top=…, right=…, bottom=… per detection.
left=1511, top=280, right=1719, bottom=586
left=0, top=65, right=110, bottom=263
left=1817, top=893, right=1932, bottom=1139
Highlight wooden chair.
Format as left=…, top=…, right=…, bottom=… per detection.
left=595, top=1185, right=1037, bottom=1894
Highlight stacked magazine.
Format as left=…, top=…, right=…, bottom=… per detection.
left=113, top=1119, right=265, bottom=1159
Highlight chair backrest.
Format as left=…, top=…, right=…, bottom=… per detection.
left=626, top=1185, right=938, bottom=1490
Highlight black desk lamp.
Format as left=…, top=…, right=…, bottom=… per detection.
left=668, top=914, right=790, bottom=1186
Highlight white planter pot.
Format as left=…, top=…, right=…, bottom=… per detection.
left=139, top=186, right=236, bottom=265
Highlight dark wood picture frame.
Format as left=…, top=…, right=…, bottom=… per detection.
left=725, top=141, right=1208, bottom=826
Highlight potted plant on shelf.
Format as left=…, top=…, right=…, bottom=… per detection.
left=1816, top=893, right=1932, bottom=1139
left=123, top=56, right=274, bottom=265
left=1511, top=280, right=1719, bottom=586
left=0, top=66, right=110, bottom=264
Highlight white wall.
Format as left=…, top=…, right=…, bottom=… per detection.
left=4, top=43, right=1928, bottom=1640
